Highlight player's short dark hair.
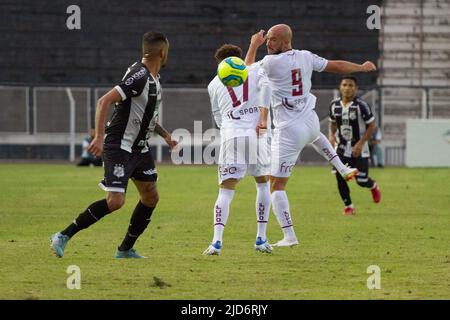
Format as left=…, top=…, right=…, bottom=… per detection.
left=341, top=76, right=358, bottom=85
left=142, top=31, right=168, bottom=55
left=214, top=44, right=243, bottom=63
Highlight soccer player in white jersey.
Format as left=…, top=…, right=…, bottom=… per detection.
left=245, top=24, right=377, bottom=247
left=203, top=44, right=273, bottom=255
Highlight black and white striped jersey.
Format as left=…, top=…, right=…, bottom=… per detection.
left=329, top=97, right=375, bottom=158
left=104, top=62, right=161, bottom=153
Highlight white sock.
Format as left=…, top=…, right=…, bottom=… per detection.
left=255, top=182, right=271, bottom=240
left=271, top=190, right=297, bottom=240
left=311, top=133, right=350, bottom=176
left=212, top=188, right=235, bottom=244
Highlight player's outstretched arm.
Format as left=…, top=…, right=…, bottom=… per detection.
left=324, top=60, right=376, bottom=74
left=245, top=30, right=266, bottom=66
left=88, top=88, right=122, bottom=157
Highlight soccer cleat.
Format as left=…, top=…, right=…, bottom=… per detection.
left=371, top=184, right=381, bottom=203
left=115, top=248, right=146, bottom=259
left=272, top=237, right=299, bottom=247
left=255, top=237, right=273, bottom=254
left=343, top=207, right=356, bottom=216
left=50, top=232, right=70, bottom=258
left=343, top=168, right=359, bottom=181
left=202, top=241, right=222, bottom=256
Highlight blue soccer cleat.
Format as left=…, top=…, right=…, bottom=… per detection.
left=202, top=240, right=222, bottom=255
left=115, top=248, right=146, bottom=259
left=50, top=232, right=70, bottom=258
left=255, top=237, right=273, bottom=254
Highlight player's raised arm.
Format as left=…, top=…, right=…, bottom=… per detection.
left=324, top=60, right=377, bottom=74
left=256, top=67, right=271, bottom=135
left=88, top=88, right=122, bottom=157
left=245, top=30, right=266, bottom=66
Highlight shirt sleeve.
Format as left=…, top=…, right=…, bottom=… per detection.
left=257, top=66, right=271, bottom=109
left=329, top=101, right=336, bottom=122
left=114, top=66, right=148, bottom=101
left=358, top=99, right=375, bottom=124
left=208, top=82, right=222, bottom=128
left=307, top=51, right=328, bottom=72
left=260, top=56, right=271, bottom=76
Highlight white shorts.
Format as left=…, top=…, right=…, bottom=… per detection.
left=218, top=135, right=270, bottom=184
left=271, top=109, right=320, bottom=177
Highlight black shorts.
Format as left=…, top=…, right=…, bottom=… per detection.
left=99, top=146, right=158, bottom=193
left=333, top=153, right=370, bottom=183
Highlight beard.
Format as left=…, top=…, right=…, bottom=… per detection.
left=268, top=48, right=283, bottom=55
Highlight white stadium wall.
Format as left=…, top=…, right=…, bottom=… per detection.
left=406, top=119, right=450, bottom=167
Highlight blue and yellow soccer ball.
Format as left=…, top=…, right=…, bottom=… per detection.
left=217, top=57, right=248, bottom=87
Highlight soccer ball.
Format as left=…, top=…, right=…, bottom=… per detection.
left=217, top=57, right=248, bottom=87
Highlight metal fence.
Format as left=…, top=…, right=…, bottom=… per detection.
left=0, top=85, right=449, bottom=164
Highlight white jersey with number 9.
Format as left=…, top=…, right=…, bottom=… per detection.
left=260, top=49, right=328, bottom=129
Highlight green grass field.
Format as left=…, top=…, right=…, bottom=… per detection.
left=0, top=164, right=449, bottom=300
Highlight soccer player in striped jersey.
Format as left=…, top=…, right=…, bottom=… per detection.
left=329, top=76, right=381, bottom=215
left=203, top=44, right=272, bottom=255
left=245, top=25, right=377, bottom=246
left=50, top=31, right=177, bottom=259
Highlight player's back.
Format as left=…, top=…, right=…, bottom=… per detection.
left=208, top=64, right=268, bottom=139
left=261, top=49, right=328, bottom=128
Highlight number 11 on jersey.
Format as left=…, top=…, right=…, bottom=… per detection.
left=227, top=79, right=249, bottom=107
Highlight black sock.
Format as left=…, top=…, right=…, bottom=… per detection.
left=61, top=199, right=111, bottom=238
left=118, top=202, right=155, bottom=251
left=357, top=178, right=375, bottom=189
left=336, top=174, right=352, bottom=206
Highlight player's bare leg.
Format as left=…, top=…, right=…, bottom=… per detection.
left=270, top=176, right=299, bottom=247
left=203, top=178, right=238, bottom=256
left=254, top=175, right=272, bottom=253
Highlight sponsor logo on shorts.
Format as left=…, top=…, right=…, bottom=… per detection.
left=112, top=181, right=122, bottom=184
left=219, top=166, right=237, bottom=176
left=280, top=162, right=294, bottom=173
left=113, top=164, right=125, bottom=178
left=143, top=169, right=157, bottom=175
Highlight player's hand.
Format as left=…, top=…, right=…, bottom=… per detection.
left=165, top=135, right=179, bottom=151
left=256, top=120, right=267, bottom=136
left=250, top=30, right=266, bottom=48
left=352, top=141, right=363, bottom=157
left=88, top=136, right=104, bottom=157
left=361, top=61, right=376, bottom=72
